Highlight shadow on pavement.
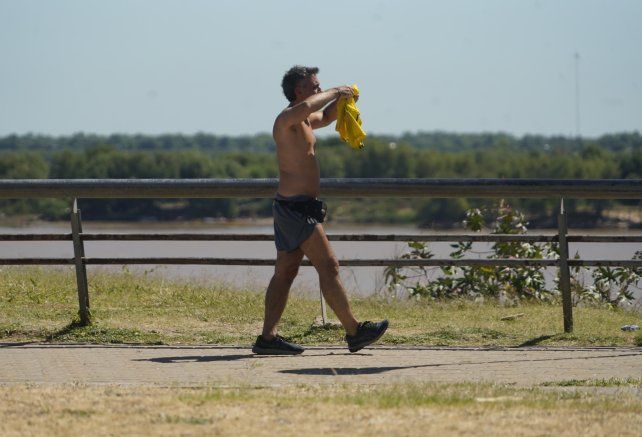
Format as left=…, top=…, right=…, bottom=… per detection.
left=134, top=350, right=641, bottom=369
left=282, top=366, right=410, bottom=375
left=279, top=351, right=642, bottom=376
left=133, top=352, right=355, bottom=363
left=134, top=354, right=255, bottom=363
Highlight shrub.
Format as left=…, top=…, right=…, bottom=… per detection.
left=385, top=201, right=641, bottom=307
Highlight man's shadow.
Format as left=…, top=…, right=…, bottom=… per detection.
left=132, top=350, right=641, bottom=372
left=279, top=351, right=642, bottom=376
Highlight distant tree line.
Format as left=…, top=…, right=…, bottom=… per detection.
left=0, top=132, right=640, bottom=227
left=2, top=131, right=641, bottom=154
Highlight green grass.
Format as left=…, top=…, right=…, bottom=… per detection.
left=1, top=267, right=640, bottom=347
left=540, top=377, right=642, bottom=387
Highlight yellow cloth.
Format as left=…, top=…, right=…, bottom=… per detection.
left=335, top=84, right=365, bottom=149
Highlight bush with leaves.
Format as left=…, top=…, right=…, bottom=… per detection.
left=385, top=200, right=641, bottom=307
left=570, top=251, right=642, bottom=308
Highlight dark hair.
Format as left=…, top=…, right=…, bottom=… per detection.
left=281, top=65, right=319, bottom=102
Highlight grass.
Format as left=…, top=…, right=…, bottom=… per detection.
left=3, top=267, right=639, bottom=435
left=540, top=377, right=642, bottom=387
left=1, top=382, right=641, bottom=436
left=1, top=266, right=641, bottom=347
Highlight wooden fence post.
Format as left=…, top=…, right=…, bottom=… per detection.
left=71, top=198, right=91, bottom=325
left=558, top=198, right=573, bottom=333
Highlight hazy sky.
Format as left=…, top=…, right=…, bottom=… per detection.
left=1, top=0, right=641, bottom=138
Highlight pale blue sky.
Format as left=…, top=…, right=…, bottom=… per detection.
left=1, top=0, right=641, bottom=138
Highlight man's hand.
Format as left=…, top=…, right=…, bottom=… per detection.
left=335, top=86, right=355, bottom=99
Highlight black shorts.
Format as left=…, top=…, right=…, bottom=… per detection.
left=273, top=193, right=324, bottom=252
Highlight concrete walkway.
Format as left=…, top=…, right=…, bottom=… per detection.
left=1, top=344, right=640, bottom=387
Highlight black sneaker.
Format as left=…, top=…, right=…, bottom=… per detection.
left=345, top=320, right=389, bottom=353
left=252, top=335, right=304, bottom=355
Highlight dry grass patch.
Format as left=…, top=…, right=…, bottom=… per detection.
left=1, top=383, right=641, bottom=436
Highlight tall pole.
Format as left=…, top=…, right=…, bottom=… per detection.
left=574, top=52, right=581, bottom=138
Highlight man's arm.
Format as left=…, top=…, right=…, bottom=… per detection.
left=310, top=99, right=339, bottom=129
left=310, top=89, right=358, bottom=130
left=277, top=86, right=353, bottom=128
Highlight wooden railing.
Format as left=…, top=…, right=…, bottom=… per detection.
left=2, top=178, right=642, bottom=332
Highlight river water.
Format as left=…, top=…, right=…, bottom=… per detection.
left=1, top=222, right=641, bottom=302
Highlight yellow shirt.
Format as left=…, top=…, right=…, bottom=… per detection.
left=335, top=84, right=365, bottom=149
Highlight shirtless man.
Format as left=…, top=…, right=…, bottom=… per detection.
left=251, top=65, right=388, bottom=355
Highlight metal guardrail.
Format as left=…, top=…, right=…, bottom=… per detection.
left=2, top=178, right=642, bottom=198
left=1, top=178, right=642, bottom=332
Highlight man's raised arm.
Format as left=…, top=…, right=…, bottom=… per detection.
left=276, top=87, right=354, bottom=128
left=310, top=87, right=358, bottom=129
left=309, top=98, right=338, bottom=130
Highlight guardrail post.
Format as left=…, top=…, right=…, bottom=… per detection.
left=558, top=198, right=573, bottom=333
left=319, top=287, right=328, bottom=325
left=71, top=198, right=91, bottom=325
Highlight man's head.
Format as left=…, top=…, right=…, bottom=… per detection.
left=281, top=65, right=321, bottom=103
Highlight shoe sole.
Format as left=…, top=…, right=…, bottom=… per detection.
left=348, top=320, right=389, bottom=353
left=251, top=346, right=304, bottom=355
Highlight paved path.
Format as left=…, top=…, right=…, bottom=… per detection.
left=1, top=344, right=640, bottom=387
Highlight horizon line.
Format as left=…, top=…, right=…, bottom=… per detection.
left=1, top=129, right=640, bottom=141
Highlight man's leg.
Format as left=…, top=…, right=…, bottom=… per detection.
left=261, top=248, right=304, bottom=339
left=300, top=225, right=359, bottom=336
